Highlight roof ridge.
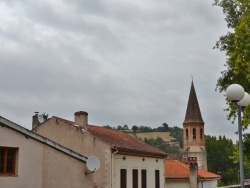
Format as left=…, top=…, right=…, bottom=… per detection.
left=52, top=116, right=168, bottom=158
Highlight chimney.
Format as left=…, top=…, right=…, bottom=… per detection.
left=189, top=157, right=198, bottom=188
left=74, top=111, right=88, bottom=131
left=32, top=112, right=40, bottom=129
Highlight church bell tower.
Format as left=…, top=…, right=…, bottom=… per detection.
left=182, top=81, right=207, bottom=170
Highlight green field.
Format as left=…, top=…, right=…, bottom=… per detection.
left=128, top=132, right=175, bottom=142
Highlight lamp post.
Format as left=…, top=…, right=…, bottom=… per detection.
left=226, top=84, right=250, bottom=188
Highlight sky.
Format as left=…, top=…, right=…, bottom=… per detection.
left=0, top=0, right=248, bottom=142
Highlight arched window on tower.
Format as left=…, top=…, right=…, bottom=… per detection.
left=186, top=128, right=188, bottom=140
left=193, top=128, right=196, bottom=140
left=200, top=128, right=203, bottom=139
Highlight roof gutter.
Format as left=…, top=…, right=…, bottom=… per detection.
left=111, top=148, right=119, bottom=188
left=116, top=146, right=167, bottom=158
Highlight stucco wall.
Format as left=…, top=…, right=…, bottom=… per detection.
left=0, top=125, right=93, bottom=188
left=113, top=154, right=165, bottom=188
left=165, top=179, right=218, bottom=188
left=0, top=125, right=43, bottom=188
left=33, top=118, right=111, bottom=188
left=42, top=146, right=92, bottom=188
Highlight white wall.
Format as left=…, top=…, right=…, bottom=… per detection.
left=165, top=179, right=218, bottom=188
left=113, top=154, right=165, bottom=188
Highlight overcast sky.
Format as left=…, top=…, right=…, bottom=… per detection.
left=1, top=0, right=248, bottom=142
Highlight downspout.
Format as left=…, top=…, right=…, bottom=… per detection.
left=200, top=178, right=205, bottom=188
left=111, top=148, right=118, bottom=188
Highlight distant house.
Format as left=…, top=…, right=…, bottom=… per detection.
left=32, top=111, right=168, bottom=188
left=165, top=160, right=220, bottom=188
left=0, top=116, right=94, bottom=188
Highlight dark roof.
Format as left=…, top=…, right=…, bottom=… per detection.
left=165, top=160, right=220, bottom=179
left=54, top=117, right=168, bottom=158
left=183, top=81, right=204, bottom=124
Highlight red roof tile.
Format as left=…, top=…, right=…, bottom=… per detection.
left=54, top=116, right=168, bottom=158
left=88, top=125, right=167, bottom=157
left=165, top=160, right=220, bottom=179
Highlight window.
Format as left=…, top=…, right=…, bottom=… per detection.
left=185, top=128, right=188, bottom=140
left=155, top=170, right=160, bottom=188
left=132, top=169, right=138, bottom=188
left=0, top=147, right=17, bottom=175
left=141, top=169, right=147, bottom=188
left=192, top=128, right=196, bottom=140
left=120, top=169, right=127, bottom=188
left=200, top=128, right=203, bottom=139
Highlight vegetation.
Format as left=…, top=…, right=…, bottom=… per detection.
left=103, top=123, right=250, bottom=186
left=130, top=132, right=175, bottom=142
left=206, top=135, right=238, bottom=186
left=144, top=137, right=182, bottom=158
left=214, top=0, right=250, bottom=180
left=103, top=123, right=183, bottom=156
left=214, top=0, right=250, bottom=126
left=215, top=0, right=250, bottom=126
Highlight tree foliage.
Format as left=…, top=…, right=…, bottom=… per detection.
left=214, top=0, right=250, bottom=126
left=206, top=135, right=238, bottom=186
left=144, top=137, right=181, bottom=158
left=103, top=123, right=249, bottom=185
left=132, top=125, right=139, bottom=133
left=103, top=123, right=183, bottom=148
left=214, top=0, right=250, bottom=177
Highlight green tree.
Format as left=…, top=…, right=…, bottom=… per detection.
left=103, top=125, right=113, bottom=129
left=162, top=123, right=169, bottom=131
left=169, top=126, right=183, bottom=148
left=206, top=135, right=238, bottom=186
left=144, top=137, right=181, bottom=157
left=117, top=125, right=123, bottom=130
left=132, top=125, right=138, bottom=133
left=123, top=124, right=129, bottom=130
left=214, top=0, right=250, bottom=126
left=214, top=0, right=250, bottom=177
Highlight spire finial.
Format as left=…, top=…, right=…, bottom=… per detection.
left=191, top=76, right=193, bottom=83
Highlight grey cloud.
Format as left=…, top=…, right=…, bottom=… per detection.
left=1, top=0, right=249, bottom=141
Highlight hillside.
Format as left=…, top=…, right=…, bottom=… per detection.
left=129, top=132, right=175, bottom=142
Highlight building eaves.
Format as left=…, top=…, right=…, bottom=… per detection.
left=87, top=124, right=168, bottom=158
left=54, top=116, right=168, bottom=158
left=0, top=116, right=87, bottom=162
left=165, top=160, right=220, bottom=179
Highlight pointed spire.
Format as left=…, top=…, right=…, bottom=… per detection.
left=184, top=81, right=204, bottom=124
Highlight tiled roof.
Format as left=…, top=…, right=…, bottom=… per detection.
left=165, top=160, right=220, bottom=179
left=88, top=125, right=168, bottom=157
left=54, top=116, right=168, bottom=158
left=184, top=81, right=204, bottom=124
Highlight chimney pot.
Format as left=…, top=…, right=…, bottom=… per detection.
left=74, top=111, right=88, bottom=131
left=32, top=112, right=40, bottom=129
left=189, top=157, right=198, bottom=188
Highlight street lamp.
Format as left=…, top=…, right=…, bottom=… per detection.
left=226, top=84, right=250, bottom=188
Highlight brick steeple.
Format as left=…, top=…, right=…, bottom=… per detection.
left=182, top=81, right=207, bottom=170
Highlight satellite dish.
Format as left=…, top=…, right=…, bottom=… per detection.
left=37, top=114, right=45, bottom=123
left=86, top=156, right=100, bottom=174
